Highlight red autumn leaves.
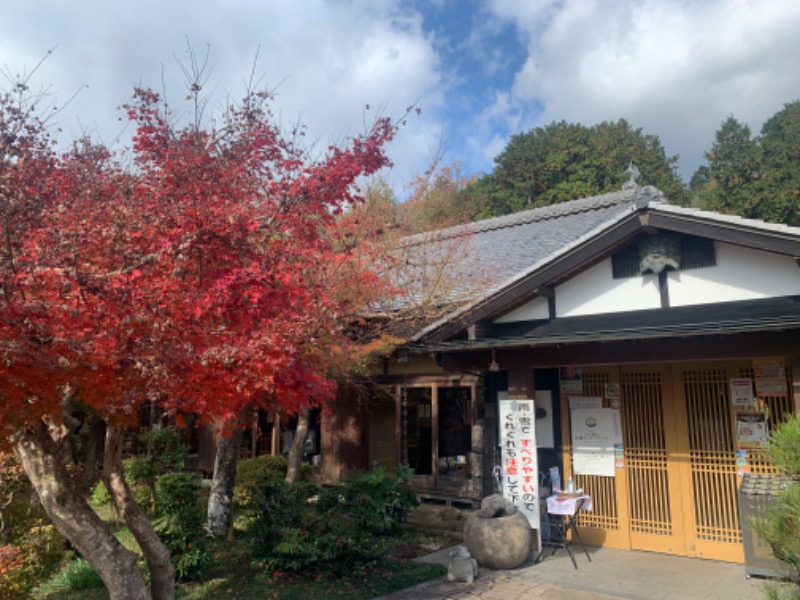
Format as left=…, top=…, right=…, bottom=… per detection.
left=0, top=86, right=395, bottom=444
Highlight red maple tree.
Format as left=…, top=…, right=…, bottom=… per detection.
left=1, top=80, right=396, bottom=599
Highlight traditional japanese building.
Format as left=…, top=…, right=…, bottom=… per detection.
left=322, top=180, right=800, bottom=564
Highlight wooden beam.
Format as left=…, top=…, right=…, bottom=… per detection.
left=659, top=270, right=670, bottom=308
left=439, top=331, right=800, bottom=371
left=647, top=212, right=800, bottom=256
left=533, top=286, right=556, bottom=318
left=468, top=320, right=494, bottom=340
left=508, top=367, right=534, bottom=401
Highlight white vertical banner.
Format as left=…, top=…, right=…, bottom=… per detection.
left=499, top=399, right=539, bottom=528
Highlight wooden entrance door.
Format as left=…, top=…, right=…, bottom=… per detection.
left=563, top=360, right=791, bottom=563
left=620, top=365, right=687, bottom=555
left=671, top=363, right=744, bottom=562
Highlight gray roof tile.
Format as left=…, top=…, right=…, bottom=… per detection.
left=387, top=188, right=640, bottom=315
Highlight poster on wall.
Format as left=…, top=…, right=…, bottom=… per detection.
left=755, top=378, right=788, bottom=396
left=605, top=383, right=621, bottom=409
left=736, top=410, right=769, bottom=450
left=730, top=378, right=754, bottom=406
left=499, top=399, right=539, bottom=529
left=736, top=450, right=750, bottom=477
left=571, top=408, right=622, bottom=477
left=569, top=396, right=603, bottom=410
left=753, top=358, right=785, bottom=379
left=560, top=367, right=583, bottom=395
left=753, top=358, right=788, bottom=396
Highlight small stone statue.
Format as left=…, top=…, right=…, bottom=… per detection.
left=623, top=161, right=641, bottom=190
left=475, top=493, right=517, bottom=518
left=447, top=545, right=479, bottom=584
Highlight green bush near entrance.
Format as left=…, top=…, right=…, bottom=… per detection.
left=754, top=414, right=800, bottom=598
left=249, top=467, right=418, bottom=576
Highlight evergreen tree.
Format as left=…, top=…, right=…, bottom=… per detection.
left=758, top=101, right=800, bottom=225
left=467, top=119, right=688, bottom=219
left=694, top=101, right=800, bottom=226
left=695, top=116, right=762, bottom=218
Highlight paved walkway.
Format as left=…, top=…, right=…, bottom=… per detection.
left=376, top=546, right=776, bottom=600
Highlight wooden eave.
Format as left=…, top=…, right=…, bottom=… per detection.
left=644, top=210, right=800, bottom=256
left=414, top=295, right=800, bottom=353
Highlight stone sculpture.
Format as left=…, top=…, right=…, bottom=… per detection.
left=446, top=545, right=479, bottom=584
left=463, top=494, right=532, bottom=569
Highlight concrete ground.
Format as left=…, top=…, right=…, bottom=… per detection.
left=376, top=545, right=776, bottom=600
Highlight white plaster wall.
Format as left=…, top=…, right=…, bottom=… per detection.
left=495, top=296, right=549, bottom=323
left=556, top=258, right=661, bottom=317
left=668, top=242, right=800, bottom=307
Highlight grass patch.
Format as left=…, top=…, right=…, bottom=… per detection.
left=177, top=560, right=444, bottom=600
left=34, top=559, right=106, bottom=599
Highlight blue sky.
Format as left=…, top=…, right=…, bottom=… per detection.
left=3, top=0, right=800, bottom=199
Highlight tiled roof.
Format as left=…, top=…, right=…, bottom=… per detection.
left=389, top=185, right=800, bottom=342
left=388, top=187, right=647, bottom=315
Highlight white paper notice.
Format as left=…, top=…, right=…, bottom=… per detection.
left=571, top=408, right=620, bottom=477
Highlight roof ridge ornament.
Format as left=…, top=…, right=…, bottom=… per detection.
left=633, top=185, right=667, bottom=208
left=622, top=161, right=641, bottom=190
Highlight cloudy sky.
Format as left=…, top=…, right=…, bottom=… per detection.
left=2, top=0, right=799, bottom=197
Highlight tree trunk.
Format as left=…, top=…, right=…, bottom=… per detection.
left=104, top=426, right=176, bottom=600
left=207, top=417, right=244, bottom=539
left=81, top=416, right=106, bottom=494
left=14, top=421, right=151, bottom=600
left=285, top=409, right=309, bottom=484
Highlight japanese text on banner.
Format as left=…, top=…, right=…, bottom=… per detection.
left=499, top=399, right=539, bottom=527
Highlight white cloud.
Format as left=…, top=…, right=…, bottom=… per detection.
left=485, top=0, right=800, bottom=179
left=0, top=0, right=447, bottom=195
left=4, top=0, right=798, bottom=195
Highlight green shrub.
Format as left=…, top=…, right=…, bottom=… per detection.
left=156, top=472, right=209, bottom=581
left=125, top=427, right=190, bottom=514
left=0, top=453, right=70, bottom=597
left=338, top=467, right=418, bottom=535
left=89, top=479, right=111, bottom=507
left=767, top=415, right=800, bottom=479
left=1, top=524, right=70, bottom=599
left=234, top=455, right=289, bottom=509
left=34, top=558, right=104, bottom=596
left=249, top=467, right=418, bottom=577
left=754, top=414, right=800, bottom=592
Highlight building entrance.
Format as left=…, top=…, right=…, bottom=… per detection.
left=562, top=361, right=793, bottom=563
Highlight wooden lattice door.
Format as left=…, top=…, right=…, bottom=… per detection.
left=563, top=367, right=630, bottom=549
left=671, top=362, right=749, bottom=562
left=564, top=360, right=792, bottom=562
left=619, top=366, right=687, bottom=555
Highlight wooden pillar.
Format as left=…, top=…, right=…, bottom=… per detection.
left=271, top=413, right=281, bottom=456
left=469, top=381, right=483, bottom=484
left=395, top=385, right=403, bottom=466
left=508, top=367, right=534, bottom=400
left=431, top=383, right=439, bottom=483
left=792, top=354, right=800, bottom=413
left=250, top=410, right=258, bottom=458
